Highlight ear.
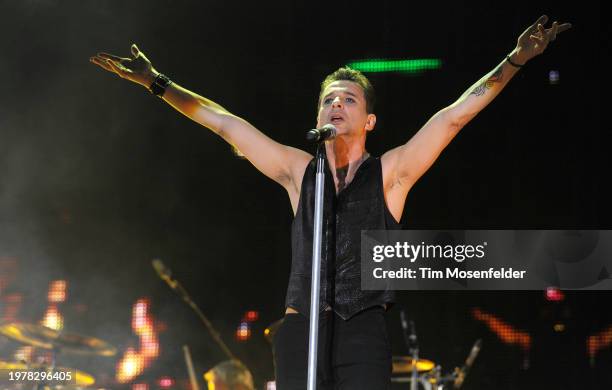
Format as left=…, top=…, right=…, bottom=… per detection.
left=365, top=114, right=377, bottom=132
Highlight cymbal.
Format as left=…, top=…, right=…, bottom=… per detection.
left=0, top=323, right=116, bottom=356
left=391, top=376, right=438, bottom=384
left=392, top=356, right=435, bottom=373
left=0, top=361, right=95, bottom=386
left=263, top=318, right=284, bottom=343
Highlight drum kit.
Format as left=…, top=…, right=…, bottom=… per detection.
left=388, top=311, right=481, bottom=390
left=0, top=318, right=476, bottom=390
left=390, top=356, right=452, bottom=390
left=0, top=322, right=116, bottom=389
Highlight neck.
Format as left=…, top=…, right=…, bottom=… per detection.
left=324, top=135, right=369, bottom=193
left=324, top=135, right=367, bottom=170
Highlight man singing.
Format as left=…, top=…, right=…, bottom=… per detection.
left=91, top=15, right=569, bottom=389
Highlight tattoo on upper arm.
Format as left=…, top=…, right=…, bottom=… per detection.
left=470, top=66, right=504, bottom=96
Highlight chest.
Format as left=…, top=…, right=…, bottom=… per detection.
left=331, top=168, right=359, bottom=195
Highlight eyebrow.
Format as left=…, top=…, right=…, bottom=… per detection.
left=322, top=91, right=359, bottom=100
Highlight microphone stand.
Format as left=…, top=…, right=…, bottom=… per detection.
left=153, top=260, right=236, bottom=361
left=453, top=339, right=482, bottom=389
left=399, top=310, right=419, bottom=390
left=307, top=142, right=326, bottom=390
left=408, top=321, right=419, bottom=390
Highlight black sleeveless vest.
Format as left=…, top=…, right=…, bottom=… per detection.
left=285, top=154, right=400, bottom=320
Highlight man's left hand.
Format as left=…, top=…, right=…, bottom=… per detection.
left=514, top=15, right=572, bottom=64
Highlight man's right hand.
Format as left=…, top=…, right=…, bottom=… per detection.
left=90, top=44, right=159, bottom=90
left=90, top=43, right=313, bottom=215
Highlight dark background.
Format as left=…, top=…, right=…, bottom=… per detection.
left=0, top=0, right=608, bottom=389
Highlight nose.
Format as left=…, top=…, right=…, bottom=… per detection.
left=332, top=96, right=343, bottom=108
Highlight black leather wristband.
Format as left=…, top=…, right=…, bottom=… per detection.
left=506, top=55, right=524, bottom=68
left=149, top=73, right=172, bottom=97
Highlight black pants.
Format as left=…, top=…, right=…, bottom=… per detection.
left=273, top=306, right=391, bottom=390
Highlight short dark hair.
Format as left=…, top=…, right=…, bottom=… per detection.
left=319, top=67, right=375, bottom=114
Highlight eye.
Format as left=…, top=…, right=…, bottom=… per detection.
left=323, top=97, right=333, bottom=105
left=345, top=97, right=355, bottom=103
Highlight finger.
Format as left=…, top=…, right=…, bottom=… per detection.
left=529, top=35, right=545, bottom=45
left=89, top=56, right=114, bottom=72
left=105, top=59, right=125, bottom=77
left=530, top=15, right=548, bottom=33
left=538, top=14, right=549, bottom=25
left=550, top=21, right=559, bottom=41
left=97, top=52, right=128, bottom=62
left=529, top=34, right=544, bottom=42
left=131, top=43, right=140, bottom=58
left=556, top=23, right=572, bottom=34
left=537, top=23, right=547, bottom=37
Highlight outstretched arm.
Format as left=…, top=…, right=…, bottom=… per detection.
left=90, top=45, right=311, bottom=194
left=383, top=15, right=571, bottom=193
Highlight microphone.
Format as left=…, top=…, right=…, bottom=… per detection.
left=306, top=124, right=336, bottom=143
left=453, top=339, right=482, bottom=389
left=152, top=259, right=177, bottom=289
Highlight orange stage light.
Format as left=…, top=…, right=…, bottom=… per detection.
left=235, top=322, right=251, bottom=342
left=587, top=325, right=612, bottom=359
left=472, top=307, right=531, bottom=351
left=117, top=347, right=145, bottom=383
left=41, top=305, right=63, bottom=331
left=117, top=298, right=160, bottom=383
left=48, top=280, right=67, bottom=303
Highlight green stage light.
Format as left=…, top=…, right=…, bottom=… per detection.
left=346, top=59, right=442, bottom=74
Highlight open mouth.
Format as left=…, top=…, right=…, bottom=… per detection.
left=330, top=115, right=344, bottom=124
